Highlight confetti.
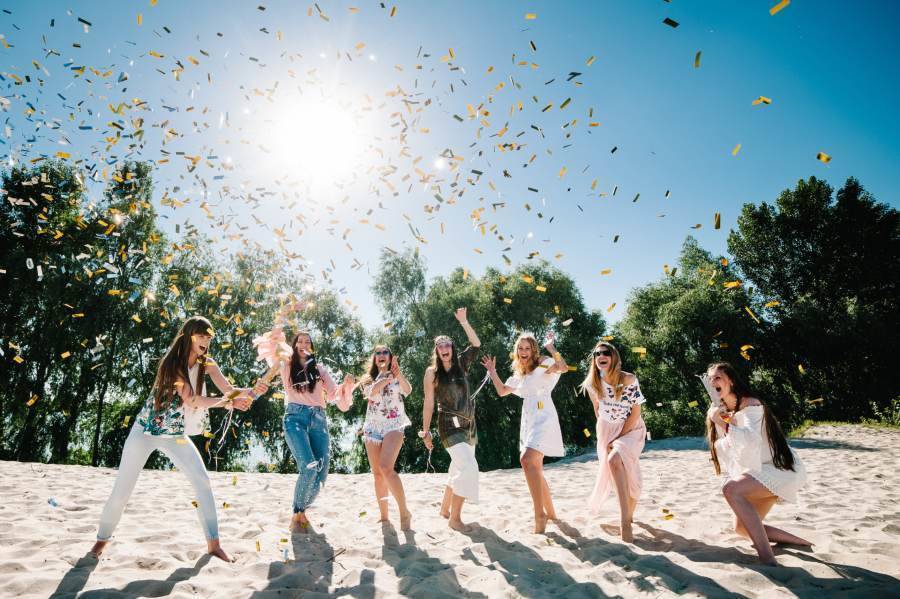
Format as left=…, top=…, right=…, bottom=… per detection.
left=732, top=143, right=741, bottom=156
left=817, top=152, right=831, bottom=163
left=256, top=540, right=261, bottom=552
left=694, top=51, right=701, bottom=68
left=663, top=17, right=679, bottom=28
left=583, top=428, right=591, bottom=438
left=525, top=13, right=537, bottom=20
left=687, top=400, right=699, bottom=408
left=752, top=96, right=773, bottom=106
left=537, top=401, right=544, bottom=410
left=191, top=500, right=199, bottom=508
left=769, top=0, right=790, bottom=16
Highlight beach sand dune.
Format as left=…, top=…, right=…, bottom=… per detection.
left=1, top=424, right=897, bottom=598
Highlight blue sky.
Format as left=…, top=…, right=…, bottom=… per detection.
left=3, top=0, right=898, bottom=330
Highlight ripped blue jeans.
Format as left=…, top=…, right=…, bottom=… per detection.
left=283, top=403, right=330, bottom=513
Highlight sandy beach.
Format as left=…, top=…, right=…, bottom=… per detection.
left=1, top=423, right=897, bottom=598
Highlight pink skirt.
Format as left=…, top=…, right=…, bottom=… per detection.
left=589, top=417, right=646, bottom=513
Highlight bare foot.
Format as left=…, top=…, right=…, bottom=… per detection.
left=207, top=540, right=233, bottom=562
left=621, top=521, right=634, bottom=543
left=89, top=540, right=108, bottom=557
left=290, top=513, right=312, bottom=532
left=533, top=514, right=548, bottom=534
left=400, top=510, right=412, bottom=531
left=448, top=518, right=472, bottom=533
left=440, top=510, right=450, bottom=520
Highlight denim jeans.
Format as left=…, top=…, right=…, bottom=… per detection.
left=283, top=403, right=330, bottom=513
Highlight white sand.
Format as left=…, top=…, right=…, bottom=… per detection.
left=1, top=424, right=897, bottom=598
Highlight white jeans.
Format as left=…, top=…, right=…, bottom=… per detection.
left=96, top=423, right=219, bottom=541
left=446, top=442, right=479, bottom=503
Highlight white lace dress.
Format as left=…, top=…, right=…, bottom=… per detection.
left=505, top=357, right=565, bottom=457
left=714, top=405, right=807, bottom=502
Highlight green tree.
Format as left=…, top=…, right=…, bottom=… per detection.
left=728, top=177, right=899, bottom=421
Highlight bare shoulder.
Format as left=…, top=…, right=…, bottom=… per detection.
left=742, top=397, right=763, bottom=407
left=621, top=372, right=637, bottom=385
left=424, top=366, right=436, bottom=379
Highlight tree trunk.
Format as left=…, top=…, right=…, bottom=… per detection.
left=91, top=334, right=118, bottom=467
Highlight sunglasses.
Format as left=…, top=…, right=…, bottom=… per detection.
left=435, top=342, right=453, bottom=350
left=593, top=349, right=613, bottom=357
left=374, top=350, right=391, bottom=356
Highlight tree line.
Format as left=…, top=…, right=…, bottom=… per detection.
left=1, top=161, right=896, bottom=474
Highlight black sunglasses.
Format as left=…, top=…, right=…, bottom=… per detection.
left=374, top=350, right=391, bottom=356
left=593, top=349, right=613, bottom=357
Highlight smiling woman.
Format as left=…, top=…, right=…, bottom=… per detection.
left=253, top=94, right=373, bottom=189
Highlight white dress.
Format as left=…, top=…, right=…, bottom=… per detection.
left=714, top=405, right=807, bottom=502
left=505, top=357, right=565, bottom=457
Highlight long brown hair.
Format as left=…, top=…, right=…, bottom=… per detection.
left=431, top=335, right=463, bottom=385
left=511, top=333, right=542, bottom=376
left=361, top=344, right=393, bottom=386
left=705, top=362, right=795, bottom=475
left=579, top=341, right=626, bottom=401
left=289, top=331, right=320, bottom=393
left=152, top=316, right=213, bottom=412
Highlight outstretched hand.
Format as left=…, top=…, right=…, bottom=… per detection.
left=481, top=355, right=497, bottom=374
left=390, top=356, right=401, bottom=378
left=454, top=307, right=468, bottom=323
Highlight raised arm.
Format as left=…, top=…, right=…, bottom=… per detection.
left=481, top=355, right=516, bottom=397
left=421, top=367, right=436, bottom=450
left=200, top=361, right=258, bottom=410
left=543, top=334, right=569, bottom=375
left=455, top=307, right=481, bottom=347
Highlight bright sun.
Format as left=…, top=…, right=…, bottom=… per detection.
left=257, top=97, right=370, bottom=189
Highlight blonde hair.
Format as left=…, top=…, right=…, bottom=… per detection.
left=579, top=341, right=625, bottom=401
left=511, top=333, right=542, bottom=376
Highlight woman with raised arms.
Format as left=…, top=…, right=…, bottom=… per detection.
left=482, top=332, right=568, bottom=534
left=421, top=307, right=482, bottom=532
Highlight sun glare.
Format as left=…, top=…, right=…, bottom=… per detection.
left=257, top=97, right=370, bottom=189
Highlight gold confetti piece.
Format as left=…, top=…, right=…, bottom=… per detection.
left=687, top=400, right=699, bottom=408
left=769, top=0, right=790, bottom=16
left=724, top=281, right=742, bottom=289
left=359, top=510, right=367, bottom=517
left=191, top=500, right=199, bottom=508
left=137, top=13, right=142, bottom=25
left=222, top=502, right=230, bottom=509
left=256, top=540, right=261, bottom=552
left=522, top=275, right=534, bottom=284
left=752, top=96, right=773, bottom=106
left=663, top=513, right=675, bottom=521
left=525, top=13, right=537, bottom=20
left=26, top=395, right=39, bottom=407
left=56, top=151, right=71, bottom=159
left=586, top=55, right=596, bottom=66
left=537, top=401, right=544, bottom=409
left=817, top=152, right=831, bottom=163
left=632, top=347, right=647, bottom=355
left=694, top=51, right=701, bottom=68
left=232, top=475, right=238, bottom=486
left=13, top=355, right=24, bottom=364
left=535, top=285, right=547, bottom=292
left=280, top=538, right=288, bottom=543
left=389, top=5, right=397, bottom=17
left=744, top=306, right=761, bottom=324
left=600, top=268, right=612, bottom=275
left=764, top=300, right=780, bottom=308
left=715, top=213, right=721, bottom=229
left=732, top=143, right=741, bottom=156
left=583, top=428, right=591, bottom=438
left=503, top=298, right=512, bottom=304
left=60, top=351, right=71, bottom=359
left=607, top=303, right=616, bottom=312
left=798, top=364, right=806, bottom=374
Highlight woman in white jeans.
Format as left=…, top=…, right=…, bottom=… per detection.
left=90, top=316, right=266, bottom=561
